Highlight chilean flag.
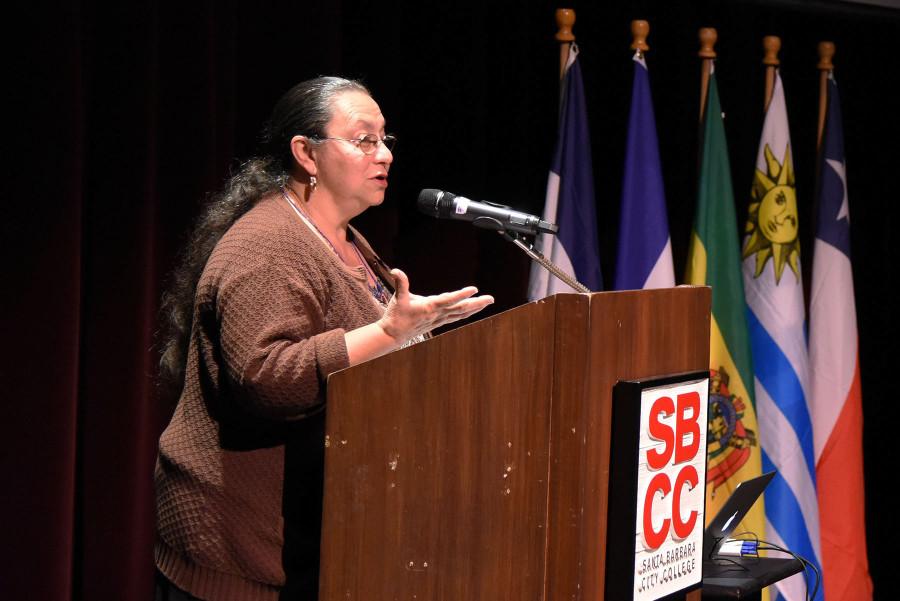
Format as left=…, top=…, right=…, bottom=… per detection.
left=809, top=74, right=873, bottom=601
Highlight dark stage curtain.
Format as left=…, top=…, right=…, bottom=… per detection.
left=4, top=1, right=340, bottom=598
left=3, top=1, right=897, bottom=599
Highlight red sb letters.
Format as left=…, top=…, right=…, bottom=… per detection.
left=642, top=391, right=701, bottom=550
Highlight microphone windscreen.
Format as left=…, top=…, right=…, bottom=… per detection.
left=417, top=188, right=455, bottom=217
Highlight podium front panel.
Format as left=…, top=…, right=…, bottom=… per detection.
left=320, top=299, right=559, bottom=600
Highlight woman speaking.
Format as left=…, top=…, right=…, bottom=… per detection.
left=154, top=77, right=493, bottom=600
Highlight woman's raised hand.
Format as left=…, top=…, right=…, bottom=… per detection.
left=345, top=268, right=494, bottom=366
left=378, top=269, right=494, bottom=344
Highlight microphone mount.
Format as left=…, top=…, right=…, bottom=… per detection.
left=499, top=230, right=591, bottom=294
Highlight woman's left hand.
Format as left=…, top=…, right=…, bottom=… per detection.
left=344, top=268, right=493, bottom=365
left=378, top=269, right=494, bottom=344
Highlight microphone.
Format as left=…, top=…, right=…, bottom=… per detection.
left=417, top=189, right=559, bottom=236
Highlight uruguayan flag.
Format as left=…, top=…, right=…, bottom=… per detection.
left=742, top=72, right=823, bottom=601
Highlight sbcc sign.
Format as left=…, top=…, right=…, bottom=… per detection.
left=605, top=374, right=708, bottom=601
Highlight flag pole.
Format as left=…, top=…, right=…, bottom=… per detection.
left=816, top=42, right=835, bottom=154
left=698, top=28, right=717, bottom=122
left=763, top=36, right=781, bottom=111
left=556, top=8, right=575, bottom=80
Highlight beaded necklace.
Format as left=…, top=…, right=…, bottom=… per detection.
left=281, top=187, right=391, bottom=305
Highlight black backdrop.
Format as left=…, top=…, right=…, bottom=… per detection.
left=4, top=0, right=897, bottom=598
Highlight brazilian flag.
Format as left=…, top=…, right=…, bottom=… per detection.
left=685, top=71, right=765, bottom=535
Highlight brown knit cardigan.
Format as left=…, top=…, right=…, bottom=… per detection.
left=155, top=193, right=392, bottom=600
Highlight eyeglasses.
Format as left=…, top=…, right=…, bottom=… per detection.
left=310, top=133, right=396, bottom=155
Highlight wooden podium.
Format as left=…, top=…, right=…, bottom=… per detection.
left=319, top=287, right=711, bottom=600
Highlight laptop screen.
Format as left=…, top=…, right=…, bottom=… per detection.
left=703, top=471, right=775, bottom=559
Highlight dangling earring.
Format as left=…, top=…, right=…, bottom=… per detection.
left=309, top=175, right=317, bottom=190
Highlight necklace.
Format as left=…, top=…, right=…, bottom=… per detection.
left=281, top=186, right=390, bottom=305
left=350, top=242, right=391, bottom=305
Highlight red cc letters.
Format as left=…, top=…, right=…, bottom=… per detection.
left=642, top=391, right=702, bottom=550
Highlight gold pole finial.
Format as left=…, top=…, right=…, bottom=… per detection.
left=698, top=28, right=717, bottom=59
left=763, top=35, right=781, bottom=66
left=555, top=9, right=576, bottom=79
left=631, top=20, right=649, bottom=52
left=556, top=9, right=575, bottom=43
left=698, top=28, right=718, bottom=122
left=817, top=41, right=835, bottom=71
left=816, top=42, right=836, bottom=153
left=763, top=36, right=782, bottom=111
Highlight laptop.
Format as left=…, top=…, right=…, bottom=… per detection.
left=703, top=471, right=775, bottom=560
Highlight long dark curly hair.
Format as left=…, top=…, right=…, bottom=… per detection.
left=157, top=76, right=370, bottom=400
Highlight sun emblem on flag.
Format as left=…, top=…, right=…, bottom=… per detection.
left=706, top=367, right=758, bottom=497
left=742, top=143, right=800, bottom=284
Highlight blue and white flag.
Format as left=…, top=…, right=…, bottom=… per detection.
left=613, top=51, right=674, bottom=290
left=528, top=44, right=602, bottom=300
left=741, top=72, right=823, bottom=601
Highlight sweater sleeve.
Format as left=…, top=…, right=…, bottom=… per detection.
left=213, top=252, right=351, bottom=421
